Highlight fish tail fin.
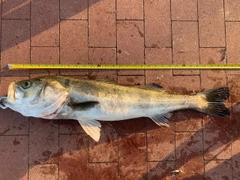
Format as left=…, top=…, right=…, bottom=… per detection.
left=198, top=87, right=230, bottom=117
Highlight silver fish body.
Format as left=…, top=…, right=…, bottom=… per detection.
left=0, top=76, right=230, bottom=141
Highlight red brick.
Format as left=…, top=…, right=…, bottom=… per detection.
left=88, top=163, right=118, bottom=180
left=232, top=136, right=240, bottom=180
left=231, top=105, right=240, bottom=131
left=198, top=0, right=225, bottom=47
left=0, top=76, right=29, bottom=97
left=148, top=161, right=176, bottom=180
left=89, top=48, right=117, bottom=79
left=203, top=116, right=231, bottom=160
left=31, top=0, right=59, bottom=46
left=171, top=0, right=197, bottom=20
left=145, top=48, right=172, bottom=64
left=228, top=75, right=240, bottom=130
left=89, top=0, right=116, bottom=47
left=59, top=120, right=85, bottom=134
left=60, top=0, right=88, bottom=20
left=117, top=21, right=144, bottom=75
left=145, top=0, right=171, bottom=48
left=176, top=132, right=204, bottom=179
left=0, top=136, right=28, bottom=180
left=147, top=125, right=175, bottom=161
left=200, top=48, right=227, bottom=89
left=225, top=0, right=240, bottom=21
left=1, top=20, right=30, bottom=76
left=172, top=21, right=199, bottom=75
left=0, top=108, right=28, bottom=135
left=2, top=0, right=30, bottom=19
left=145, top=48, right=201, bottom=129
left=59, top=134, right=88, bottom=180
left=117, top=0, right=143, bottom=19
left=145, top=48, right=172, bottom=89
left=113, top=118, right=147, bottom=134
left=0, top=2, right=1, bottom=61
left=147, top=74, right=200, bottom=94
left=117, top=75, right=145, bottom=86
left=226, top=22, right=240, bottom=74
left=205, top=160, right=232, bottom=179
left=119, top=133, right=146, bottom=179
left=60, top=20, right=88, bottom=75
left=31, top=47, right=59, bottom=77
left=174, top=110, right=202, bottom=132
left=29, top=164, right=58, bottom=180
left=89, top=122, right=118, bottom=162
left=29, top=119, right=59, bottom=164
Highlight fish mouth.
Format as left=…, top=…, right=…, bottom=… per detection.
left=7, top=82, right=17, bottom=101
left=0, top=96, right=7, bottom=109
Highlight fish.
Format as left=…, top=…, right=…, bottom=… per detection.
left=0, top=76, right=230, bottom=141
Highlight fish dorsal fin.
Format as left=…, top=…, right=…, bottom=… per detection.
left=149, top=113, right=172, bottom=127
left=68, top=101, right=99, bottom=111
left=77, top=119, right=101, bottom=142
left=138, top=83, right=164, bottom=91
left=94, top=78, right=117, bottom=84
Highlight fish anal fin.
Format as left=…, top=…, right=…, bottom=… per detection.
left=68, top=101, right=99, bottom=111
left=77, top=119, right=101, bottom=142
left=150, top=113, right=172, bottom=127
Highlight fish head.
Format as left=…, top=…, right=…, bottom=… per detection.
left=7, top=78, right=44, bottom=104
left=2, top=77, right=68, bottom=118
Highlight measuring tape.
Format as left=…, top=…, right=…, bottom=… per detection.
left=7, top=63, right=240, bottom=70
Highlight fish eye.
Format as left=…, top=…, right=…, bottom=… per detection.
left=21, top=81, right=32, bottom=89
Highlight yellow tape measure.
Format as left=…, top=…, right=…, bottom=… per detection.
left=7, top=63, right=240, bottom=70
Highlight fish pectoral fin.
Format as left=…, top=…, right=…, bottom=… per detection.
left=150, top=113, right=172, bottom=127
left=68, top=101, right=99, bottom=111
left=77, top=119, right=101, bottom=142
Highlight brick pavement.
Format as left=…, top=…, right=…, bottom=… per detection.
left=0, top=0, right=240, bottom=179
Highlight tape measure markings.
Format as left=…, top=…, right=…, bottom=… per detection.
left=7, top=64, right=240, bottom=70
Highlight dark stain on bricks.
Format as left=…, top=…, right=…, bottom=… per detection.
left=235, top=160, right=239, bottom=168
left=219, top=48, right=226, bottom=61
left=88, top=71, right=98, bottom=80
left=221, top=176, right=230, bottom=180
left=134, top=23, right=144, bottom=37
left=168, top=86, right=192, bottom=95
left=177, top=50, right=185, bottom=54
left=34, top=160, right=40, bottom=164
left=42, top=150, right=52, bottom=157
left=151, top=43, right=159, bottom=48
left=138, top=29, right=144, bottom=37
left=0, top=128, right=10, bottom=135
left=52, top=147, right=63, bottom=158
left=187, top=139, right=199, bottom=147
left=118, top=49, right=122, bottom=54
left=13, top=138, right=20, bottom=145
